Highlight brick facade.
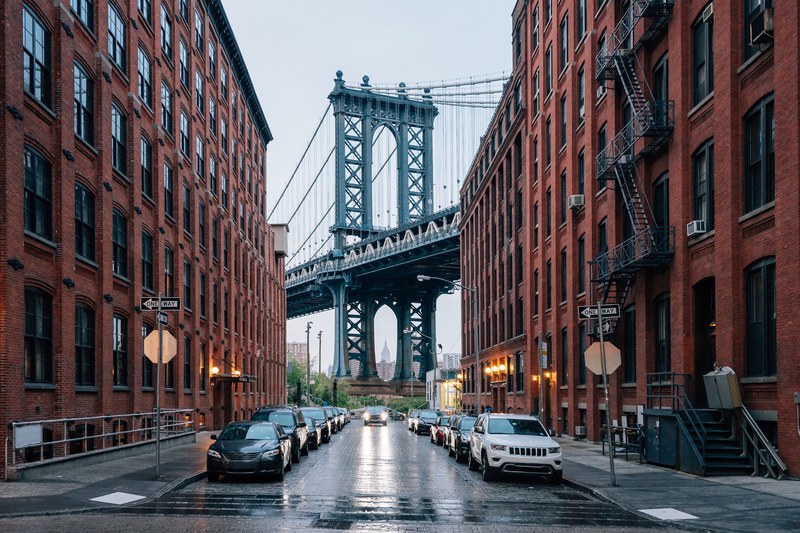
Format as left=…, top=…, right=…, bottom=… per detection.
left=461, top=1, right=800, bottom=474
left=0, top=0, right=286, bottom=477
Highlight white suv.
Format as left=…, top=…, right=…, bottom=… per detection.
left=468, top=413, right=562, bottom=483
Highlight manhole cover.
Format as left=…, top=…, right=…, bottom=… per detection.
left=310, top=519, right=355, bottom=530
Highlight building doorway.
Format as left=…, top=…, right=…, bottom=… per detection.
left=693, top=278, right=716, bottom=406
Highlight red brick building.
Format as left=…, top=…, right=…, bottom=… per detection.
left=0, top=0, right=286, bottom=474
left=461, top=1, right=800, bottom=475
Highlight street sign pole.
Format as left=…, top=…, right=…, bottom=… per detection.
left=598, top=301, right=617, bottom=486
left=155, top=292, right=162, bottom=479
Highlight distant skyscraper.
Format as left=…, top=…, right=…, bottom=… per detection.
left=380, top=340, right=392, bottom=362
left=287, top=342, right=309, bottom=366
left=377, top=340, right=395, bottom=381
left=442, top=352, right=461, bottom=370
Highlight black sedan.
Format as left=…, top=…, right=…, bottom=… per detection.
left=414, top=409, right=442, bottom=435
left=206, top=421, right=292, bottom=481
left=300, top=407, right=331, bottom=443
left=362, top=405, right=388, bottom=426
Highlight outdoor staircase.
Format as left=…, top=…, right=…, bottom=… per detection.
left=680, top=409, right=752, bottom=476
left=590, top=0, right=675, bottom=337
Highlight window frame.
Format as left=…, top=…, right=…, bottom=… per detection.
left=111, top=103, right=127, bottom=175
left=107, top=4, right=127, bottom=72
left=24, top=146, right=53, bottom=240
left=23, top=6, right=52, bottom=107
left=693, top=139, right=715, bottom=230
left=692, top=8, right=714, bottom=105
left=25, top=287, right=53, bottom=384
left=73, top=62, right=94, bottom=145
left=744, top=94, right=774, bottom=213
left=164, top=159, right=174, bottom=219
left=745, top=257, right=776, bottom=377
left=74, top=182, right=96, bottom=261
left=112, top=209, right=128, bottom=277
left=112, top=314, right=128, bottom=387
left=75, top=304, right=96, bottom=386
left=142, top=230, right=154, bottom=291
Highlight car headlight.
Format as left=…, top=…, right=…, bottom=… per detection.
left=261, top=448, right=282, bottom=458
left=490, top=444, right=507, bottom=451
left=207, top=449, right=221, bottom=459
left=363, top=413, right=369, bottom=419
left=380, top=412, right=387, bottom=420
left=548, top=446, right=561, bottom=454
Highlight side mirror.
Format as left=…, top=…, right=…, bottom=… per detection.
left=210, top=434, right=217, bottom=440
left=474, top=427, right=483, bottom=434
left=548, top=429, right=556, bottom=437
left=279, top=434, right=290, bottom=441
left=298, top=422, right=307, bottom=428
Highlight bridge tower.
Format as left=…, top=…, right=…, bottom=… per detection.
left=325, top=71, right=441, bottom=382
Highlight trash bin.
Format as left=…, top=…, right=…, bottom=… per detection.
left=703, top=367, right=742, bottom=409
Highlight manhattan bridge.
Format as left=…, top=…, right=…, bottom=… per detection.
left=268, top=70, right=507, bottom=391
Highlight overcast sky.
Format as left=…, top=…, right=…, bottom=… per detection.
left=223, top=0, right=515, bottom=372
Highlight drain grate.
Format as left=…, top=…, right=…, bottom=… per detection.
left=310, top=519, right=355, bottom=530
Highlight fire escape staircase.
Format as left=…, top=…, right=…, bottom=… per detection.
left=591, top=0, right=675, bottom=334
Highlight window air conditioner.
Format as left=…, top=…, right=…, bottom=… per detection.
left=596, top=86, right=606, bottom=100
left=750, top=7, right=774, bottom=46
left=568, top=194, right=585, bottom=210
left=574, top=425, right=587, bottom=437
left=686, top=219, right=707, bottom=238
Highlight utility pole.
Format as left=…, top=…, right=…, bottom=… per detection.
left=305, top=321, right=313, bottom=406
left=317, top=330, right=322, bottom=377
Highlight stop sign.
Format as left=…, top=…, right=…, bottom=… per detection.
left=144, top=330, right=178, bottom=364
left=584, top=341, right=621, bottom=375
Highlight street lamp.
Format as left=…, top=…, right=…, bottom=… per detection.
left=305, top=321, right=313, bottom=406
left=417, top=274, right=481, bottom=415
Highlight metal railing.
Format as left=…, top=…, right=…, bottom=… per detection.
left=591, top=226, right=675, bottom=282
left=736, top=406, right=788, bottom=479
left=5, top=409, right=193, bottom=479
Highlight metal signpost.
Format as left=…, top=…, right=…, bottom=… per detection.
left=141, top=294, right=180, bottom=478
left=579, top=302, right=621, bottom=487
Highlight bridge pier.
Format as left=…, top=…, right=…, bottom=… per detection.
left=323, top=279, right=352, bottom=379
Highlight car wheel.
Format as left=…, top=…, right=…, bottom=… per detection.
left=301, top=442, right=309, bottom=456
left=292, top=445, right=301, bottom=464
left=275, top=459, right=285, bottom=481
left=456, top=452, right=466, bottom=464
left=207, top=471, right=220, bottom=482
left=481, top=453, right=497, bottom=482
left=285, top=455, right=292, bottom=472
left=310, top=439, right=318, bottom=450
left=550, top=470, right=563, bottom=484
left=448, top=445, right=455, bottom=457
left=468, top=449, right=479, bottom=471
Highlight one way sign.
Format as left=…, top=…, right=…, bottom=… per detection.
left=140, top=297, right=181, bottom=311
left=578, top=304, right=620, bottom=319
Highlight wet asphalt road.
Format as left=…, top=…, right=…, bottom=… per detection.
left=0, top=420, right=670, bottom=532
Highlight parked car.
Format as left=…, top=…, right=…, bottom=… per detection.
left=252, top=406, right=309, bottom=463
left=206, top=421, right=292, bottom=481
left=414, top=409, right=442, bottom=435
left=331, top=407, right=344, bottom=431
left=430, top=415, right=451, bottom=445
left=448, top=415, right=476, bottom=463
left=407, top=409, right=420, bottom=431
left=362, top=405, right=389, bottom=426
left=306, top=417, right=324, bottom=450
left=300, top=407, right=332, bottom=444
left=467, top=413, right=562, bottom=483
left=340, top=408, right=351, bottom=424
left=323, top=407, right=338, bottom=434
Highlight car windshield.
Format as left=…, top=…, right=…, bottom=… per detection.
left=218, top=424, right=277, bottom=441
left=420, top=410, right=441, bottom=419
left=460, top=417, right=477, bottom=430
left=439, top=417, right=451, bottom=426
left=366, top=406, right=385, bottom=414
left=302, top=408, right=326, bottom=420
left=488, top=418, right=547, bottom=436
left=266, top=412, right=295, bottom=427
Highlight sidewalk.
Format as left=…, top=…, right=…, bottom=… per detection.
left=0, top=432, right=213, bottom=517
left=559, top=438, right=800, bottom=532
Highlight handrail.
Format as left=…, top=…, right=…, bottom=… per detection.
left=591, top=226, right=674, bottom=282
left=736, top=406, right=787, bottom=479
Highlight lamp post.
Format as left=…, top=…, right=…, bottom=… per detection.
left=417, top=275, right=481, bottom=415
left=317, top=330, right=323, bottom=377
left=305, top=321, right=313, bottom=406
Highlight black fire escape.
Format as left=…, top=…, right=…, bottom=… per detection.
left=591, top=0, right=675, bottom=335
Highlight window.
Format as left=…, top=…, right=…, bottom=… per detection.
left=545, top=187, right=552, bottom=237
left=183, top=259, right=192, bottom=310
left=745, top=257, right=776, bottom=377
left=164, top=247, right=175, bottom=297
left=180, top=110, right=190, bottom=156
left=184, top=336, right=192, bottom=391
left=560, top=328, right=568, bottom=385
left=578, top=323, right=586, bottom=385
left=165, top=353, right=174, bottom=389
left=142, top=231, right=154, bottom=290
left=194, top=8, right=203, bottom=50
left=560, top=94, right=567, bottom=148
left=597, top=218, right=608, bottom=278
left=532, top=6, right=539, bottom=50
left=577, top=234, right=585, bottom=294
left=25, top=287, right=53, bottom=383
left=545, top=116, right=552, bottom=167
left=533, top=202, right=539, bottom=248
left=209, top=96, right=216, bottom=136
left=112, top=315, right=128, bottom=386
left=560, top=248, right=568, bottom=303
left=654, top=173, right=669, bottom=228
left=533, top=268, right=539, bottom=316
left=221, top=173, right=228, bottom=209
left=200, top=272, right=207, bottom=318
left=198, top=201, right=206, bottom=247
left=693, top=8, right=714, bottom=105
left=546, top=260, right=552, bottom=310
left=653, top=53, right=669, bottom=126
left=559, top=170, right=567, bottom=224
left=138, top=0, right=152, bottom=25
left=597, top=33, right=607, bottom=99
left=577, top=0, right=587, bottom=39
left=693, top=140, right=715, bottom=230
left=211, top=217, right=218, bottom=259
left=212, top=282, right=218, bottom=323
left=209, top=155, right=217, bottom=194
left=224, top=291, right=229, bottom=330
left=74, top=183, right=95, bottom=260
left=744, top=0, right=767, bottom=61
left=24, top=147, right=52, bottom=240
left=195, top=135, right=205, bottom=179
left=221, top=117, right=228, bottom=151
left=70, top=0, right=93, bottom=29
left=597, top=123, right=607, bottom=175
left=654, top=293, right=671, bottom=373
left=545, top=0, right=552, bottom=24
left=141, top=136, right=153, bottom=198
left=111, top=104, right=126, bottom=174
left=208, top=40, right=216, bottom=76
left=559, top=14, right=568, bottom=73
left=545, top=43, right=553, bottom=95
left=23, top=6, right=51, bottom=106
left=179, top=39, right=189, bottom=88
left=112, top=209, right=128, bottom=277
left=142, top=324, right=153, bottom=388
left=533, top=137, right=539, bottom=184
left=164, top=160, right=174, bottom=218
left=744, top=95, right=774, bottom=212
left=577, top=148, right=585, bottom=195
left=73, top=63, right=94, bottom=144
left=623, top=305, right=636, bottom=383
left=108, top=5, right=126, bottom=71
left=577, top=65, right=585, bottom=121
left=161, top=81, right=173, bottom=134
left=75, top=305, right=95, bottom=386
left=199, top=343, right=207, bottom=392
left=195, top=71, right=204, bottom=113
left=180, top=0, right=189, bottom=21
left=160, top=5, right=172, bottom=58
left=220, top=66, right=228, bottom=100
left=182, top=182, right=191, bottom=234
